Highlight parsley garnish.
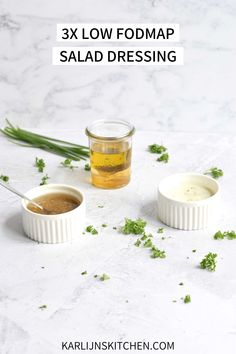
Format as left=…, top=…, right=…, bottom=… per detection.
left=40, top=174, right=49, bottom=185
left=35, top=157, right=45, bottom=173
left=0, top=174, right=9, bottom=182
left=134, top=239, right=141, bottom=247
left=192, top=249, right=196, bottom=253
left=39, top=304, right=47, bottom=310
left=102, top=224, right=107, bottom=228
left=151, top=246, right=166, bottom=259
left=157, top=227, right=164, bottom=233
left=184, top=295, right=191, bottom=303
left=205, top=167, right=223, bottom=179
left=86, top=225, right=98, bottom=235
left=143, top=238, right=153, bottom=248
left=157, top=153, right=169, bottom=163
left=179, top=282, right=184, bottom=286
left=200, top=252, right=217, bottom=271
left=100, top=273, right=110, bottom=281
left=81, top=271, right=87, bottom=275
left=141, top=233, right=148, bottom=241
left=148, top=144, right=167, bottom=154
left=121, top=218, right=166, bottom=260
left=60, top=158, right=77, bottom=169
left=121, top=218, right=147, bottom=235
left=214, top=230, right=236, bottom=240
left=84, top=163, right=91, bottom=171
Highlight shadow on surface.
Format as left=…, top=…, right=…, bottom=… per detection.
left=4, top=212, right=31, bottom=243
left=140, top=200, right=166, bottom=225
left=140, top=200, right=158, bottom=219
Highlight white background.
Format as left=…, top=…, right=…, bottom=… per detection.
left=0, top=1, right=236, bottom=354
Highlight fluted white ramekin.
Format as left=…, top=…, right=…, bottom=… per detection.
left=22, top=184, right=86, bottom=243
left=157, top=173, right=220, bottom=230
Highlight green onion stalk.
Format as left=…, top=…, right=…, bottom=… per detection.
left=1, top=120, right=90, bottom=161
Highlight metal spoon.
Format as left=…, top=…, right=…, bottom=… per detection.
left=0, top=179, right=52, bottom=214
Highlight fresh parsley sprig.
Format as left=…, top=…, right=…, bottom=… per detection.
left=40, top=174, right=50, bottom=186
left=157, top=153, right=169, bottom=163
left=148, top=143, right=170, bottom=163
left=204, top=167, right=223, bottom=179
left=121, top=218, right=147, bottom=235
left=35, top=157, right=45, bottom=173
left=60, top=158, right=78, bottom=169
left=122, top=218, right=166, bottom=259
left=148, top=144, right=167, bottom=154
left=86, top=225, right=98, bottom=235
left=214, top=230, right=236, bottom=240
left=184, top=295, right=191, bottom=304
left=151, top=246, right=166, bottom=259
left=200, top=252, right=217, bottom=271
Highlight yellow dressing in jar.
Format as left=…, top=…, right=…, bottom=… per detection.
left=86, top=120, right=135, bottom=189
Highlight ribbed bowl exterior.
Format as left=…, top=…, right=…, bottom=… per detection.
left=22, top=205, right=85, bottom=243
left=158, top=192, right=219, bottom=230
left=21, top=184, right=86, bottom=244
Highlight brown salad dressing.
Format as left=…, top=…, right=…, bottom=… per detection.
left=27, top=193, right=80, bottom=215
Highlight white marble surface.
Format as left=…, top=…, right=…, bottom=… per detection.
left=0, top=129, right=236, bottom=354
left=0, top=0, right=236, bottom=132
left=0, top=0, right=236, bottom=353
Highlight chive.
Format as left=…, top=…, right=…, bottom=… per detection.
left=1, top=120, right=89, bottom=161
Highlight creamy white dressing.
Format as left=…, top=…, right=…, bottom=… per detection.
left=167, top=183, right=213, bottom=202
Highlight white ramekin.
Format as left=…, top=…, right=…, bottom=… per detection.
left=22, top=184, right=86, bottom=243
left=157, top=173, right=220, bottom=230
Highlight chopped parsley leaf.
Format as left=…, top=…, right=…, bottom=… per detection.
left=157, top=227, right=164, bottom=233
left=157, top=153, right=169, bottom=163
left=39, top=304, right=47, bottom=310
left=214, top=230, right=236, bottom=240
left=200, top=252, right=217, bottom=272
left=121, top=218, right=146, bottom=235
left=151, top=246, right=166, bottom=259
left=86, top=225, right=98, bottom=235
left=60, top=158, right=77, bottom=169
left=184, top=295, right=191, bottom=303
left=204, top=167, right=223, bottom=179
left=100, top=273, right=110, bottom=281
left=0, top=174, right=9, bottom=182
left=81, top=271, right=87, bottom=275
left=141, top=233, right=148, bottom=241
left=84, top=163, right=91, bottom=171
left=35, top=157, right=45, bottom=173
left=134, top=239, right=141, bottom=247
left=40, top=174, right=50, bottom=186
left=143, top=238, right=153, bottom=248
left=148, top=144, right=167, bottom=154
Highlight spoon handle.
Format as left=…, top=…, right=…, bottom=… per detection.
left=0, top=180, right=43, bottom=210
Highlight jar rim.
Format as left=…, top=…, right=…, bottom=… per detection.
left=85, top=119, right=135, bottom=140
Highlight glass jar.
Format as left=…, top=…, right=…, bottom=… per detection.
left=86, top=120, right=135, bottom=189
